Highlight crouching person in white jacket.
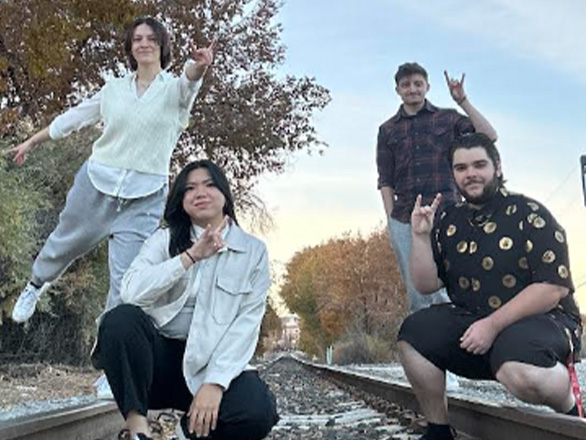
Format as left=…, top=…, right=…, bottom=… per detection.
left=94, top=160, right=279, bottom=440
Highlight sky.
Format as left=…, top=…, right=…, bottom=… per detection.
left=246, top=0, right=586, bottom=310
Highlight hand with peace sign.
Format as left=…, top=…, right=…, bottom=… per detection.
left=183, top=216, right=228, bottom=266
left=411, top=193, right=442, bottom=236
left=444, top=70, right=467, bottom=105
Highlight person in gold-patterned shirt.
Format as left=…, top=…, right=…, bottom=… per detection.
left=397, top=133, right=582, bottom=440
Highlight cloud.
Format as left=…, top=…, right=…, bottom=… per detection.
left=395, top=0, right=586, bottom=81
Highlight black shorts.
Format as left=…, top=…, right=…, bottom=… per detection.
left=397, top=304, right=581, bottom=380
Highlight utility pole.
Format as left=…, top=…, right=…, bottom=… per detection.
left=581, top=155, right=586, bottom=207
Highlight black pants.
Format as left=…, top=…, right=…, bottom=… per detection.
left=97, top=304, right=279, bottom=440
left=398, top=303, right=581, bottom=380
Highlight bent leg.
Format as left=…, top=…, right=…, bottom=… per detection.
left=97, top=304, right=188, bottom=417
left=398, top=305, right=493, bottom=424
left=212, top=371, right=279, bottom=440
left=31, top=163, right=114, bottom=285
left=389, top=218, right=449, bottom=312
left=496, top=361, right=573, bottom=412
left=398, top=340, right=449, bottom=423
left=491, top=313, right=576, bottom=413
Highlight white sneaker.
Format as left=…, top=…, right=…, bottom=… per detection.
left=12, top=282, right=50, bottom=323
left=446, top=371, right=460, bottom=392
left=94, top=374, right=114, bottom=400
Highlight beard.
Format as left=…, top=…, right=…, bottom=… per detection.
left=460, top=173, right=500, bottom=205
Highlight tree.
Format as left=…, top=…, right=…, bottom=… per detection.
left=255, top=301, right=282, bottom=357
left=0, top=0, right=329, bottom=363
left=279, top=229, right=408, bottom=360
left=0, top=0, right=330, bottom=208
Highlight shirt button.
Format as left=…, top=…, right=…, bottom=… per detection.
left=416, top=145, right=420, bottom=150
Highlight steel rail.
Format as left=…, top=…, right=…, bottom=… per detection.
left=292, top=357, right=586, bottom=440
left=0, top=400, right=123, bottom=440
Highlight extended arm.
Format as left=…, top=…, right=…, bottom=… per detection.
left=444, top=71, right=498, bottom=141
left=10, top=91, right=102, bottom=165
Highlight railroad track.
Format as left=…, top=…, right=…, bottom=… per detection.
left=0, top=400, right=122, bottom=440
left=3, top=355, right=586, bottom=440
left=294, top=356, right=586, bottom=440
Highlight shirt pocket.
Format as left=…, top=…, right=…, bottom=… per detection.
left=212, top=275, right=253, bottom=325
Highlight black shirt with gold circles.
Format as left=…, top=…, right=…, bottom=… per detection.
left=432, top=186, right=580, bottom=321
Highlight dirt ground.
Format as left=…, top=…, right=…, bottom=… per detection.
left=0, top=363, right=100, bottom=412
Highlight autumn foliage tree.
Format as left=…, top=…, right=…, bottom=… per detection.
left=255, top=301, right=282, bottom=357
left=0, top=0, right=330, bottom=207
left=279, top=229, right=408, bottom=363
left=0, top=0, right=329, bottom=363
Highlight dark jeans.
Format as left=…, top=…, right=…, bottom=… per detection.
left=97, top=304, right=279, bottom=440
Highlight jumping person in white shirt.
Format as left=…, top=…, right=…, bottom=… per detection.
left=9, top=16, right=214, bottom=323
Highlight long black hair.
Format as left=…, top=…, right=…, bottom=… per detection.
left=165, top=160, right=238, bottom=257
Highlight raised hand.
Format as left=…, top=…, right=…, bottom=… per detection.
left=190, top=40, right=215, bottom=68
left=411, top=193, right=442, bottom=236
left=187, top=216, right=228, bottom=262
left=444, top=70, right=467, bottom=105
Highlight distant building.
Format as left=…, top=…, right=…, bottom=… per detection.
left=279, top=314, right=300, bottom=349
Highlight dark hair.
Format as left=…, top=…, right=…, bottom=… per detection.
left=394, top=62, right=428, bottom=85
left=449, top=133, right=504, bottom=184
left=124, top=17, right=172, bottom=71
left=164, top=160, right=238, bottom=257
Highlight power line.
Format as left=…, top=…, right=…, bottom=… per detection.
left=544, top=164, right=579, bottom=204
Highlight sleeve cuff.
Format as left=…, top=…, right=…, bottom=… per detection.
left=48, top=120, right=64, bottom=140
left=203, top=370, right=234, bottom=391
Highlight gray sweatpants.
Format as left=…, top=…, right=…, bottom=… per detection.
left=31, top=162, right=167, bottom=311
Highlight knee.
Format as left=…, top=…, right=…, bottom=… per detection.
left=246, top=391, right=279, bottom=438
left=496, top=362, right=541, bottom=395
left=224, top=376, right=279, bottom=440
left=99, top=304, right=144, bottom=339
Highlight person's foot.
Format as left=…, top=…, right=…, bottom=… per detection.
left=117, top=431, right=152, bottom=440
left=94, top=374, right=114, bottom=400
left=12, top=282, right=50, bottom=323
left=419, top=423, right=456, bottom=439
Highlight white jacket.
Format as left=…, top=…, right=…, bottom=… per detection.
left=120, top=224, right=270, bottom=394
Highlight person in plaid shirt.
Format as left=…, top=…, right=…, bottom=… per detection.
left=376, top=62, right=498, bottom=313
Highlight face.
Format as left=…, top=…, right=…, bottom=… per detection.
left=182, top=168, right=226, bottom=227
left=395, top=74, right=430, bottom=107
left=131, top=24, right=161, bottom=68
left=452, top=147, right=502, bottom=205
